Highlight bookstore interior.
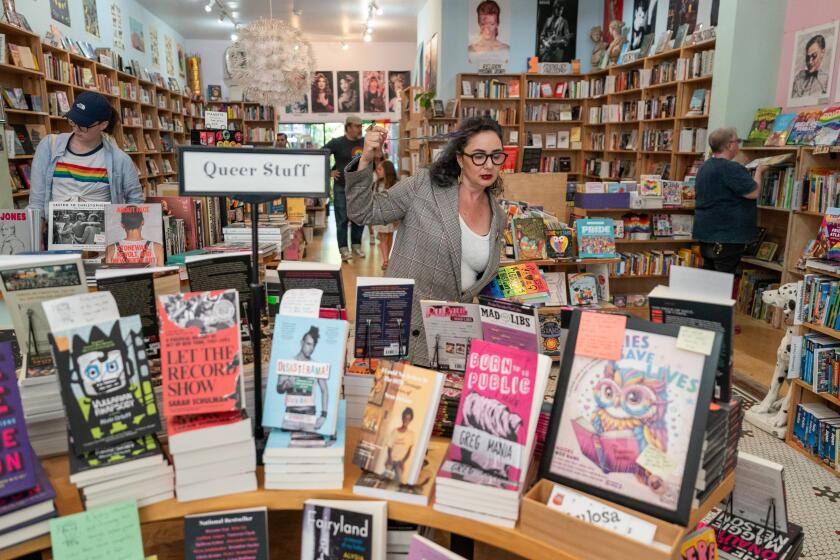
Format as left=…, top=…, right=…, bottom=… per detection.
left=3, top=0, right=840, bottom=559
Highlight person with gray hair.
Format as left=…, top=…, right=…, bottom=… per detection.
left=692, top=127, right=767, bottom=274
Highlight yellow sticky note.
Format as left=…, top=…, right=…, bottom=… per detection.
left=635, top=445, right=676, bottom=479
left=574, top=311, right=627, bottom=361
left=676, top=326, right=715, bottom=356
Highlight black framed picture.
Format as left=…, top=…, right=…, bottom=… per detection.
left=539, top=311, right=719, bottom=525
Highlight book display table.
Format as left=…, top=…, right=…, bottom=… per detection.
left=2, top=429, right=734, bottom=560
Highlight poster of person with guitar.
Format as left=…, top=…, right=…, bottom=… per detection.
left=536, top=0, right=578, bottom=62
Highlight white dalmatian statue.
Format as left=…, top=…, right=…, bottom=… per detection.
left=751, top=282, right=799, bottom=430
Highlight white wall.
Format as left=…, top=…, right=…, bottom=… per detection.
left=185, top=39, right=416, bottom=123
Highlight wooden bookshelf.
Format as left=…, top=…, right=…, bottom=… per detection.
left=785, top=378, right=840, bottom=478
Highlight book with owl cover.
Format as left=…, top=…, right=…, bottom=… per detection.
left=437, top=339, right=550, bottom=491
left=352, top=362, right=443, bottom=485
left=48, top=316, right=160, bottom=455
left=262, top=315, right=348, bottom=435
left=157, top=289, right=244, bottom=419
left=511, top=217, right=547, bottom=261
left=540, top=312, right=719, bottom=525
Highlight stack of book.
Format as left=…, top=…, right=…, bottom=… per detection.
left=350, top=361, right=445, bottom=506
left=434, top=340, right=550, bottom=527
left=386, top=522, right=419, bottom=559
left=694, top=397, right=743, bottom=507
left=0, top=340, right=57, bottom=549
left=18, top=363, right=67, bottom=457
left=703, top=513, right=804, bottom=560
left=262, top=314, right=349, bottom=489
left=48, top=315, right=174, bottom=508
left=158, top=290, right=257, bottom=501
left=263, top=402, right=347, bottom=490
left=344, top=370, right=376, bottom=426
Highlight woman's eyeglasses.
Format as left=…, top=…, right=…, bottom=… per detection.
left=66, top=119, right=96, bottom=132
left=462, top=151, right=508, bottom=166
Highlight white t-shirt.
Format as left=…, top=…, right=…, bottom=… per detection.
left=51, top=142, right=110, bottom=202
left=459, top=214, right=491, bottom=292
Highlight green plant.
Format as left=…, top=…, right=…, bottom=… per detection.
left=414, top=90, right=436, bottom=110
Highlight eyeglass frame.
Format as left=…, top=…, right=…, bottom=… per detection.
left=460, top=150, right=508, bottom=166
left=66, top=119, right=102, bottom=133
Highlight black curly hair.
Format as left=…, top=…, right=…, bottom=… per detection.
left=428, top=116, right=504, bottom=194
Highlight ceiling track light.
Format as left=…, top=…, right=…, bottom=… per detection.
left=204, top=1, right=213, bottom=13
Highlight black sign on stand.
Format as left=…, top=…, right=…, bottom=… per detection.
left=177, top=145, right=330, bottom=445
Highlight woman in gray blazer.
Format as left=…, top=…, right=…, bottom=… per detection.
left=346, top=117, right=509, bottom=366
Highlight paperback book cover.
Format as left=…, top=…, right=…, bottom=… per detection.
left=568, top=272, right=599, bottom=305
left=484, top=263, right=549, bottom=299
left=477, top=296, right=540, bottom=353
left=265, top=401, right=346, bottom=455
left=786, top=110, right=822, bottom=145
left=575, top=218, right=617, bottom=258
left=538, top=311, right=568, bottom=357
left=158, top=290, right=244, bottom=418
left=0, top=462, right=55, bottom=516
left=0, top=340, right=38, bottom=497
left=49, top=316, right=160, bottom=455
left=814, top=104, right=840, bottom=146
left=353, top=362, right=443, bottom=485
left=263, top=315, right=348, bottom=435
left=353, top=440, right=447, bottom=506
left=147, top=196, right=201, bottom=251
left=545, top=227, right=574, bottom=259
left=184, top=507, right=268, bottom=560
left=354, top=278, right=414, bottom=359
left=276, top=262, right=346, bottom=319
left=703, top=513, right=802, bottom=560
left=103, top=204, right=165, bottom=266
left=420, top=301, right=483, bottom=371
left=764, top=113, right=797, bottom=147
left=546, top=326, right=712, bottom=516
left=746, top=107, right=781, bottom=145
left=67, top=434, right=161, bottom=478
left=47, top=201, right=107, bottom=251
left=512, top=217, right=547, bottom=261
left=639, top=175, right=662, bottom=197
left=301, top=503, right=374, bottom=560
left=438, top=339, right=548, bottom=491
left=0, top=209, right=36, bottom=254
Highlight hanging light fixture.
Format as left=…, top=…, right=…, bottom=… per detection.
left=228, top=0, right=315, bottom=106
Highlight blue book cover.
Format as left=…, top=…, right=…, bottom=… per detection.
left=575, top=218, right=617, bottom=258
left=262, top=316, right=348, bottom=435
left=353, top=278, right=415, bottom=359
left=266, top=401, right=346, bottom=455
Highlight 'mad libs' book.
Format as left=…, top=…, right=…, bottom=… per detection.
left=352, top=362, right=444, bottom=485
left=420, top=301, right=483, bottom=372
left=301, top=500, right=387, bottom=560
left=354, top=278, right=414, bottom=359
left=49, top=316, right=160, bottom=455
left=575, top=218, right=617, bottom=258
left=184, top=507, right=268, bottom=560
left=477, top=296, right=540, bottom=354
left=158, top=290, right=245, bottom=418
left=263, top=315, right=348, bottom=435
left=438, top=339, right=550, bottom=491
left=0, top=340, right=38, bottom=497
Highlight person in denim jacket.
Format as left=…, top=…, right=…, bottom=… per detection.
left=28, top=91, right=143, bottom=214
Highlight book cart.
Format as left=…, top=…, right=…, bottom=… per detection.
left=2, top=428, right=734, bottom=560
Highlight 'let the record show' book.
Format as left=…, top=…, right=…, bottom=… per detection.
left=263, top=315, right=348, bottom=435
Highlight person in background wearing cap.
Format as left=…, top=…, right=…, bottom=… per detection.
left=324, top=115, right=366, bottom=262
left=28, top=91, right=144, bottom=216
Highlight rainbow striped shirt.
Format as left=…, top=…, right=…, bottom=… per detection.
left=52, top=144, right=111, bottom=202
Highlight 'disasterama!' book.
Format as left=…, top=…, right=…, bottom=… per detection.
left=158, top=289, right=244, bottom=418
left=49, top=316, right=160, bottom=455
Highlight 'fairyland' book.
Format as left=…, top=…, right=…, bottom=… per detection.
left=764, top=113, right=797, bottom=147
left=301, top=500, right=387, bottom=560
left=0, top=340, right=38, bottom=497
left=419, top=301, right=483, bottom=372
left=352, top=362, right=444, bottom=485
left=184, top=507, right=268, bottom=560
left=263, top=315, right=348, bottom=435
left=511, top=217, right=547, bottom=261
left=354, top=278, right=414, bottom=359
left=575, top=218, right=617, bottom=258
left=477, top=296, right=540, bottom=353
left=437, top=339, right=550, bottom=491
left=353, top=439, right=447, bottom=506
left=158, top=289, right=244, bottom=418
left=49, top=316, right=160, bottom=455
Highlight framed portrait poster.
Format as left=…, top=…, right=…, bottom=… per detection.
left=540, top=311, right=719, bottom=525
left=787, top=20, right=838, bottom=108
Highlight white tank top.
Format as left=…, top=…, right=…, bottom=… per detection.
left=459, top=214, right=491, bottom=292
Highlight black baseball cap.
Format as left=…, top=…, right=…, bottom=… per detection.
left=64, top=91, right=113, bottom=128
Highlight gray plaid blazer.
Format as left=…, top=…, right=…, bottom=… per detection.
left=346, top=158, right=506, bottom=366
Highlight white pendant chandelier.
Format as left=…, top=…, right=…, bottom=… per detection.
left=227, top=0, right=315, bottom=106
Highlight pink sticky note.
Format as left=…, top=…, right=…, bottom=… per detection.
left=574, top=312, right=627, bottom=361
